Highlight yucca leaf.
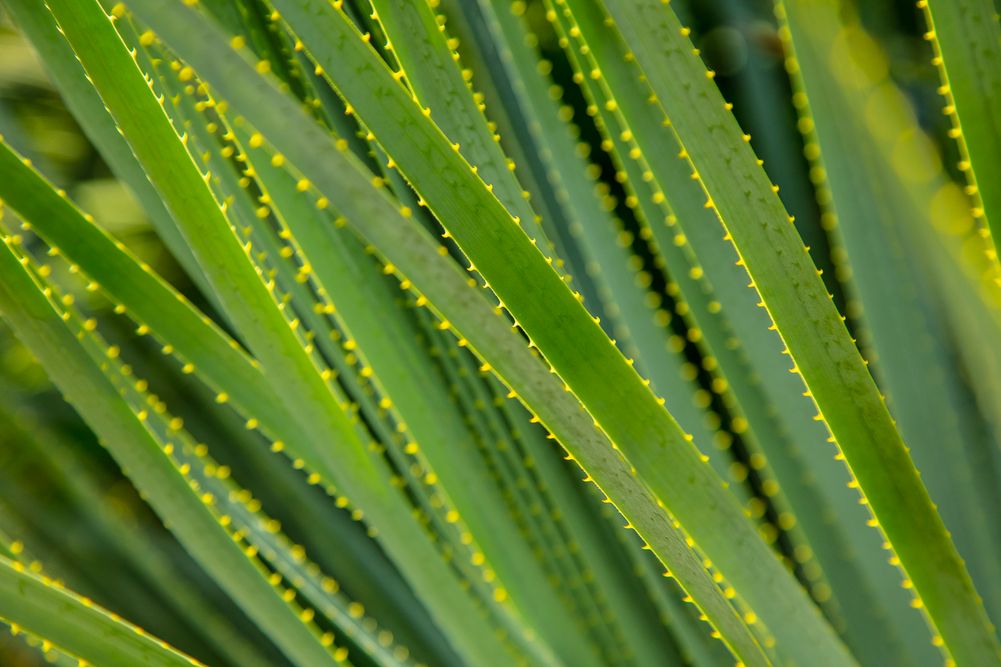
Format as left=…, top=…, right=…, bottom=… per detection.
left=136, top=45, right=557, bottom=654
left=0, top=138, right=320, bottom=468
left=777, top=0, right=1001, bottom=658
left=236, top=11, right=792, bottom=658
left=544, top=14, right=835, bottom=614
left=684, top=0, right=832, bottom=273
left=0, top=399, right=274, bottom=667
left=2, top=2, right=999, bottom=665
left=362, top=5, right=758, bottom=658
left=20, top=3, right=530, bottom=663
left=9, top=263, right=351, bottom=665
left=215, top=103, right=594, bottom=666
left=542, top=0, right=880, bottom=659
left=2, top=0, right=217, bottom=304
left=0, top=434, right=222, bottom=661
left=0, top=537, right=89, bottom=666
left=588, top=0, right=1001, bottom=662
left=0, top=555, right=200, bottom=667
left=369, top=0, right=558, bottom=263
left=467, top=0, right=743, bottom=497
left=0, top=133, right=455, bottom=664
left=539, top=0, right=857, bottom=582
left=413, top=297, right=679, bottom=663
left=0, top=236, right=342, bottom=665
left=321, top=20, right=695, bottom=656
left=918, top=0, right=1001, bottom=259
left=41, top=3, right=532, bottom=660
left=123, top=1, right=799, bottom=663
left=441, top=11, right=770, bottom=659
left=83, top=339, right=412, bottom=667
left=41, top=0, right=381, bottom=490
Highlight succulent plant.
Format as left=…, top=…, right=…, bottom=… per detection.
left=0, top=0, right=998, bottom=665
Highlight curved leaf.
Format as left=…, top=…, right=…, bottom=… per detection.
left=0, top=556, right=200, bottom=667
left=594, top=0, right=1001, bottom=662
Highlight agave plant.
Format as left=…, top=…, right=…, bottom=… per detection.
left=0, top=0, right=998, bottom=664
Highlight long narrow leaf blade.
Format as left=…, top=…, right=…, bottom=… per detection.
left=920, top=0, right=1001, bottom=260
left=591, top=1, right=1001, bottom=662
left=0, top=556, right=200, bottom=667
left=0, top=239, right=337, bottom=666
